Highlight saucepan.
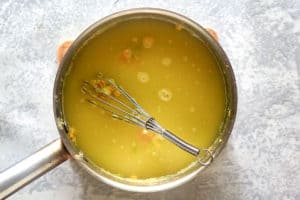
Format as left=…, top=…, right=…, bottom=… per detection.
left=0, top=8, right=237, bottom=199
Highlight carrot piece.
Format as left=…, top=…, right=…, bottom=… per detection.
left=137, top=129, right=155, bottom=143
left=205, top=28, right=219, bottom=41
left=97, top=80, right=106, bottom=88
left=57, top=41, right=73, bottom=64
left=120, top=48, right=133, bottom=63
left=112, top=90, right=121, bottom=97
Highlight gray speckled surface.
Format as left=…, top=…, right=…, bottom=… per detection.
left=0, top=0, right=299, bottom=199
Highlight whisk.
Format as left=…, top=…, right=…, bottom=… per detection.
left=81, top=73, right=213, bottom=166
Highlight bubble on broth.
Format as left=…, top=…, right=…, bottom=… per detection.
left=142, top=36, right=154, bottom=48
left=161, top=57, right=172, bottom=66
left=137, top=72, right=150, bottom=83
left=158, top=88, right=173, bottom=102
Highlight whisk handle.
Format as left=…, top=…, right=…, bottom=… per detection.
left=162, top=130, right=200, bottom=156
left=162, top=130, right=214, bottom=166
left=145, top=118, right=213, bottom=165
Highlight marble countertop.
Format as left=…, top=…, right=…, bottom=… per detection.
left=0, top=0, right=299, bottom=199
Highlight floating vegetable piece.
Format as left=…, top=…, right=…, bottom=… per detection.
left=137, top=129, right=155, bottom=143
left=101, top=86, right=112, bottom=96
left=120, top=48, right=133, bottom=63
left=205, top=28, right=219, bottom=41
left=120, top=46, right=141, bottom=63
left=68, top=127, right=76, bottom=143
left=112, top=90, right=121, bottom=97
left=97, top=80, right=106, bottom=88
left=84, top=77, right=122, bottom=100
left=57, top=40, right=73, bottom=64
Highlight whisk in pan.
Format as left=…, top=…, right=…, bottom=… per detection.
left=81, top=72, right=213, bottom=166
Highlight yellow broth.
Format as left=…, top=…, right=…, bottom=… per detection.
left=63, top=18, right=226, bottom=179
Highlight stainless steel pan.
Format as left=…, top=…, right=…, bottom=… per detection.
left=0, top=8, right=237, bottom=199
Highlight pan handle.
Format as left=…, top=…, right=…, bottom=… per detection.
left=0, top=138, right=69, bottom=199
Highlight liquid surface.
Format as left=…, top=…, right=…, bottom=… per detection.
left=63, top=18, right=226, bottom=179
